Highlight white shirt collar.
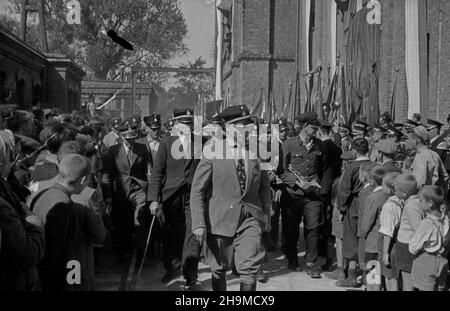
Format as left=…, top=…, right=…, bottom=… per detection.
left=373, top=186, right=383, bottom=192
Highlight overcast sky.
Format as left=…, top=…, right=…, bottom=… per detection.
left=0, top=0, right=215, bottom=67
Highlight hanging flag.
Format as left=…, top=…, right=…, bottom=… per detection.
left=251, top=88, right=264, bottom=115
left=312, top=66, right=324, bottom=118
left=285, top=82, right=293, bottom=120
left=324, top=69, right=338, bottom=120
left=390, top=68, right=399, bottom=123
left=280, top=86, right=286, bottom=119
left=261, top=94, right=267, bottom=120
left=271, top=93, right=278, bottom=122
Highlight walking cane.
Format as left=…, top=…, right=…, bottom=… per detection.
left=128, top=216, right=156, bottom=291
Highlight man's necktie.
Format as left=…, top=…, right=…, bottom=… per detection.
left=236, top=158, right=246, bottom=194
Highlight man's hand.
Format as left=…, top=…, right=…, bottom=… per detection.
left=149, top=202, right=160, bottom=215
left=383, top=253, right=390, bottom=267
left=105, top=199, right=113, bottom=216
left=26, top=214, right=40, bottom=227
left=193, top=228, right=206, bottom=245
left=134, top=207, right=141, bottom=227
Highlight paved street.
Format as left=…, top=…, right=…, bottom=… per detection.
left=94, top=247, right=363, bottom=292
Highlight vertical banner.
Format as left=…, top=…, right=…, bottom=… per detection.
left=330, top=0, right=337, bottom=75
left=305, top=0, right=311, bottom=72
left=405, top=0, right=421, bottom=118
left=215, top=0, right=223, bottom=100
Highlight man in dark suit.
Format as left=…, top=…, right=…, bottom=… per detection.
left=148, top=108, right=202, bottom=289
left=102, top=121, right=152, bottom=263
left=190, top=105, right=271, bottom=291
left=317, top=119, right=342, bottom=270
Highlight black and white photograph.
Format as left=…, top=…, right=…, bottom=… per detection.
left=0, top=0, right=450, bottom=297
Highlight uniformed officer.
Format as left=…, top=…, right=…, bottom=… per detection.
left=351, top=122, right=368, bottom=139
left=427, top=119, right=444, bottom=150
left=279, top=112, right=323, bottom=278
left=148, top=109, right=202, bottom=289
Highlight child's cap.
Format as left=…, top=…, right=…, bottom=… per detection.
left=393, top=174, right=418, bottom=196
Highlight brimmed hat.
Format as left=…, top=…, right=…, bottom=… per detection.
left=173, top=108, right=194, bottom=124
left=117, top=120, right=139, bottom=139
left=207, top=113, right=225, bottom=126
left=405, top=119, right=420, bottom=128
left=143, top=113, right=162, bottom=129
left=319, top=119, right=333, bottom=129
left=427, top=119, right=444, bottom=131
left=220, top=105, right=254, bottom=124
left=386, top=126, right=404, bottom=139
left=295, top=112, right=318, bottom=126
left=338, top=123, right=351, bottom=133
left=276, top=118, right=289, bottom=131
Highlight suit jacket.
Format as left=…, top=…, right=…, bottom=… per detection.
left=148, top=135, right=202, bottom=204
left=101, top=141, right=151, bottom=202
left=33, top=183, right=105, bottom=289
left=190, top=140, right=271, bottom=237
left=319, top=138, right=342, bottom=195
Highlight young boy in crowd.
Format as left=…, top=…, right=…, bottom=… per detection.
left=336, top=138, right=371, bottom=288
left=357, top=163, right=376, bottom=279
left=392, top=175, right=421, bottom=291
left=359, top=166, right=389, bottom=291
left=409, top=186, right=449, bottom=291
left=378, top=172, right=402, bottom=291
left=326, top=177, right=345, bottom=281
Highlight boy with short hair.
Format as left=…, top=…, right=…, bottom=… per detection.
left=378, top=172, right=402, bottom=291
left=409, top=186, right=449, bottom=291
left=34, top=154, right=106, bottom=291
left=392, top=175, right=421, bottom=291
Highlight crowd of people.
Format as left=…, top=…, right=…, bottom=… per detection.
left=0, top=102, right=450, bottom=292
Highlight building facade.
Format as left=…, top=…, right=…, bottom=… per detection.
left=0, top=26, right=85, bottom=112
left=217, top=0, right=450, bottom=124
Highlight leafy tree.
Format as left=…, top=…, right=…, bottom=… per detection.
left=164, top=57, right=214, bottom=118
left=4, top=0, right=188, bottom=80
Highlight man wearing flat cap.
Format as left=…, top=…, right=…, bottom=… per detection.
left=373, top=139, right=402, bottom=174
left=190, top=105, right=271, bottom=291
left=408, top=126, right=448, bottom=189
left=278, top=112, right=323, bottom=278
left=148, top=108, right=203, bottom=289
left=101, top=120, right=152, bottom=269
